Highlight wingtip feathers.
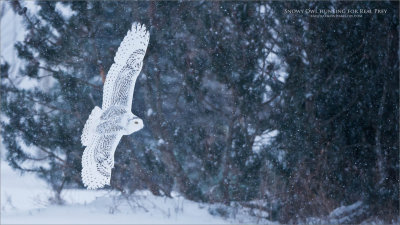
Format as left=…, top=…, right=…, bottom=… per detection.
left=81, top=144, right=111, bottom=190
left=113, top=22, right=150, bottom=65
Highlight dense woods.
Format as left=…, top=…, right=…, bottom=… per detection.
left=1, top=1, right=398, bottom=223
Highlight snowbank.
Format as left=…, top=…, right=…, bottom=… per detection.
left=1, top=160, right=276, bottom=224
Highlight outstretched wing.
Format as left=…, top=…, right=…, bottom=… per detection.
left=81, top=133, right=123, bottom=189
left=102, top=23, right=150, bottom=111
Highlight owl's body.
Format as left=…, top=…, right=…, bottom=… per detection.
left=81, top=23, right=149, bottom=189
left=88, top=106, right=143, bottom=136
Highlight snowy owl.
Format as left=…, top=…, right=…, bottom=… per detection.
left=80, top=23, right=149, bottom=189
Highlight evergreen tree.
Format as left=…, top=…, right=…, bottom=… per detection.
left=267, top=1, right=399, bottom=221
left=2, top=1, right=274, bottom=203
left=1, top=0, right=398, bottom=223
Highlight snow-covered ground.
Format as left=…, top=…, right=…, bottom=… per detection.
left=1, top=159, right=276, bottom=224
left=0, top=138, right=272, bottom=224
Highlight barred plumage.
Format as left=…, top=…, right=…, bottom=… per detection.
left=81, top=23, right=149, bottom=189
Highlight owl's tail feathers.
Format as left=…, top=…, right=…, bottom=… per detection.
left=81, top=106, right=102, bottom=146
left=81, top=144, right=110, bottom=189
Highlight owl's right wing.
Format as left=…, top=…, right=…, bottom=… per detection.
left=102, top=23, right=149, bottom=111
left=81, top=133, right=123, bottom=189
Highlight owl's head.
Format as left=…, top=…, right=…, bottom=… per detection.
left=125, top=115, right=144, bottom=135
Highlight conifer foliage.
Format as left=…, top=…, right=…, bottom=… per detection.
left=1, top=1, right=398, bottom=222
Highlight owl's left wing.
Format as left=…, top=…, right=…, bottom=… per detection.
left=102, top=23, right=150, bottom=111
left=81, top=133, right=123, bottom=189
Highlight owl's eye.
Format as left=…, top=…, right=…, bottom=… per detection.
left=134, top=121, right=139, bottom=124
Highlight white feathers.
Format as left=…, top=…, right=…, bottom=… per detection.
left=114, top=23, right=149, bottom=65
left=81, top=23, right=149, bottom=189
left=102, top=23, right=150, bottom=110
left=101, top=63, right=124, bottom=110
left=81, top=134, right=123, bottom=189
left=81, top=135, right=110, bottom=189
left=81, top=106, right=102, bottom=146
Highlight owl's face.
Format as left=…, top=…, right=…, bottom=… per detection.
left=125, top=116, right=144, bottom=135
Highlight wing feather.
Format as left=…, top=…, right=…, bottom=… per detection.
left=82, top=23, right=149, bottom=190
left=81, top=133, right=122, bottom=189
left=102, top=23, right=150, bottom=110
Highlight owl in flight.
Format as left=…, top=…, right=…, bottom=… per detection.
left=80, top=23, right=149, bottom=189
